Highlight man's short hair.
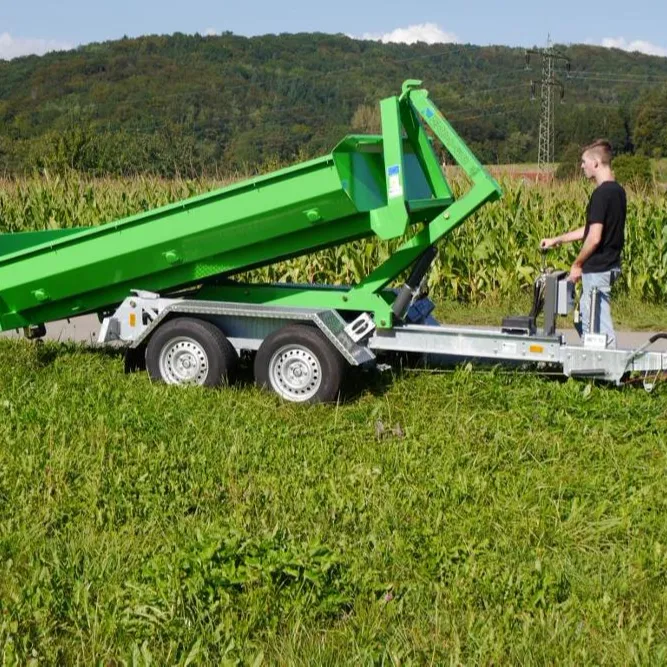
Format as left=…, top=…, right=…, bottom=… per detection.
left=583, top=139, right=613, bottom=166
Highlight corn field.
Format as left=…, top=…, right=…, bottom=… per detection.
left=1, top=171, right=666, bottom=302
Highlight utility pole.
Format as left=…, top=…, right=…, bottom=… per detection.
left=525, top=36, right=571, bottom=170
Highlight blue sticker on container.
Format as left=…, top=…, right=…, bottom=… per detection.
left=424, top=108, right=434, bottom=118
left=387, top=164, right=403, bottom=199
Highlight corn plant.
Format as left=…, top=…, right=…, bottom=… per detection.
left=1, top=171, right=666, bottom=302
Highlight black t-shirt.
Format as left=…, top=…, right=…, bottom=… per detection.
left=583, top=180, right=626, bottom=273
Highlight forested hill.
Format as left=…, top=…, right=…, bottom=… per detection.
left=1, top=31, right=667, bottom=175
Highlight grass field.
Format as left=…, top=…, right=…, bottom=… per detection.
left=2, top=170, right=667, bottom=662
left=1, top=339, right=666, bottom=663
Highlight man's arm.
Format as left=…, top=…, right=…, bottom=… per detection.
left=540, top=226, right=586, bottom=249
left=568, top=222, right=603, bottom=283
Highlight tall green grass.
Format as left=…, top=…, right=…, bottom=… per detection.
left=1, top=172, right=666, bottom=301
left=1, top=172, right=666, bottom=662
left=0, top=341, right=666, bottom=663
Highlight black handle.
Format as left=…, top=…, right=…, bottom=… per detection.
left=648, top=333, right=667, bottom=344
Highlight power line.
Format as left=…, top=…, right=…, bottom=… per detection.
left=567, top=74, right=667, bottom=86
left=525, top=35, right=571, bottom=170
left=567, top=68, right=667, bottom=81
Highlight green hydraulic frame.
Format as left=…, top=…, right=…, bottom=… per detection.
left=198, top=80, right=501, bottom=327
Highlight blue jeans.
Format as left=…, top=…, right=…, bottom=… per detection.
left=575, top=268, right=621, bottom=348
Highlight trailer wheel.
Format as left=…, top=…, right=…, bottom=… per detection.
left=145, top=317, right=237, bottom=387
left=254, top=324, right=345, bottom=403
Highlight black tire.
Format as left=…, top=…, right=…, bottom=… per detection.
left=145, top=317, right=237, bottom=387
left=254, top=324, right=346, bottom=403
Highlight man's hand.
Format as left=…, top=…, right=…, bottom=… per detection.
left=540, top=237, right=560, bottom=250
left=569, top=263, right=583, bottom=284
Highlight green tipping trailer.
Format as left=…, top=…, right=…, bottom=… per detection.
left=0, top=80, right=499, bottom=333
left=3, top=81, right=664, bottom=400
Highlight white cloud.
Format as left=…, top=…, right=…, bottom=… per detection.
left=0, top=32, right=74, bottom=60
left=599, top=36, right=667, bottom=57
left=203, top=27, right=218, bottom=37
left=360, top=23, right=460, bottom=45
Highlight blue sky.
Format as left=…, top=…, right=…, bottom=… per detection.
left=1, top=0, right=666, bottom=60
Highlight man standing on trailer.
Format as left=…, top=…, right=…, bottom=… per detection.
left=540, top=139, right=626, bottom=348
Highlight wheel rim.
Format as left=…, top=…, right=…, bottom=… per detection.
left=158, top=336, right=209, bottom=385
left=268, top=344, right=322, bottom=402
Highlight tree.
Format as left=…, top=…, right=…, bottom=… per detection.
left=1, top=33, right=667, bottom=175
left=613, top=154, right=653, bottom=187
left=555, top=142, right=583, bottom=181
left=633, top=86, right=667, bottom=158
left=351, top=105, right=380, bottom=134
left=501, top=131, right=532, bottom=164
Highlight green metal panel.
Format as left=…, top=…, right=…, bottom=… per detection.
left=0, top=228, right=92, bottom=258
left=399, top=90, right=453, bottom=201
left=330, top=135, right=435, bottom=211
left=369, top=96, right=410, bottom=240
left=0, top=80, right=501, bottom=332
left=0, top=156, right=363, bottom=329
